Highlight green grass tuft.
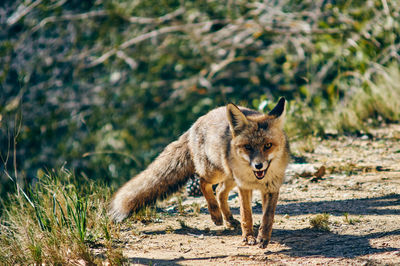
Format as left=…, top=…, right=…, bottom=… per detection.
left=0, top=168, right=125, bottom=264
left=310, top=213, right=331, bottom=232
left=343, top=213, right=362, bottom=225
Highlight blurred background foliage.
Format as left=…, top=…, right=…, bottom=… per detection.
left=1, top=0, right=399, bottom=198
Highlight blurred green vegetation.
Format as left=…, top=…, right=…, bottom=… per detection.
left=0, top=0, right=400, bottom=262
left=1, top=0, right=400, bottom=198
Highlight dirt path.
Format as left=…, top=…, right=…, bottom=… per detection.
left=98, top=124, right=400, bottom=265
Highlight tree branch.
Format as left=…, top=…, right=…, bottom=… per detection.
left=127, top=7, right=184, bottom=24
left=7, top=0, right=43, bottom=26
left=31, top=7, right=184, bottom=33
left=31, top=10, right=108, bottom=32
left=87, top=21, right=221, bottom=68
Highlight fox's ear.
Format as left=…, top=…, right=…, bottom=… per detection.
left=268, top=97, right=286, bottom=128
left=227, top=103, right=248, bottom=137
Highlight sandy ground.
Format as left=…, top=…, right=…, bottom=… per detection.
left=95, top=124, right=400, bottom=265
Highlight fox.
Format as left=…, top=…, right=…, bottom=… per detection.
left=109, top=97, right=290, bottom=248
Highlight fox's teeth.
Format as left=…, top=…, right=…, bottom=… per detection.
left=254, top=170, right=266, bottom=179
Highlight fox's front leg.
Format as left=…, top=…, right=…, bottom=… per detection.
left=257, top=192, right=279, bottom=248
left=238, top=188, right=256, bottom=245
left=200, top=178, right=223, bottom=225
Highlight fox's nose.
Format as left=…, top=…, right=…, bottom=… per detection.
left=255, top=163, right=263, bottom=169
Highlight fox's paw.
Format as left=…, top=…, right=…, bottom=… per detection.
left=242, top=235, right=257, bottom=246
left=257, top=237, right=270, bottom=249
left=211, top=213, right=223, bottom=226
left=226, top=218, right=240, bottom=229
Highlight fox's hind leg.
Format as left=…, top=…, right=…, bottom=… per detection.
left=200, top=178, right=223, bottom=225
left=217, top=179, right=240, bottom=228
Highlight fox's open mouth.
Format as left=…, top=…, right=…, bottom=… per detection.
left=253, top=160, right=272, bottom=180
left=253, top=170, right=266, bottom=179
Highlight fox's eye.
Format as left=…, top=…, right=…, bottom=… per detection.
left=264, top=143, right=272, bottom=150
left=244, top=144, right=252, bottom=151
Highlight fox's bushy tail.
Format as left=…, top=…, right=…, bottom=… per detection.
left=108, top=132, right=195, bottom=222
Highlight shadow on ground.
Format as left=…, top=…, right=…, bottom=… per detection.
left=272, top=228, right=400, bottom=258
left=275, top=193, right=400, bottom=216
left=127, top=255, right=233, bottom=266
left=189, top=193, right=400, bottom=216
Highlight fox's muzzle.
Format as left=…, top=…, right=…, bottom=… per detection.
left=252, top=160, right=272, bottom=180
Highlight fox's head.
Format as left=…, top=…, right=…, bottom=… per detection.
left=227, top=97, right=287, bottom=180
